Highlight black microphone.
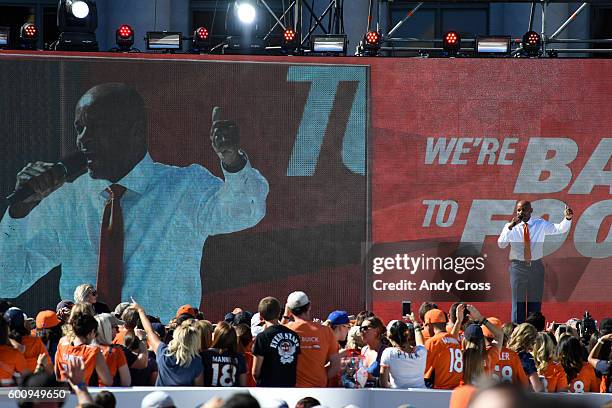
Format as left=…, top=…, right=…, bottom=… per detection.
left=6, top=151, right=87, bottom=206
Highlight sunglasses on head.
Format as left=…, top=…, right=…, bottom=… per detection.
left=360, top=325, right=372, bottom=332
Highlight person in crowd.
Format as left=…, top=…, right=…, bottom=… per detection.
left=418, top=302, right=438, bottom=341
left=253, top=296, right=300, bottom=387
left=92, top=313, right=131, bottom=386
left=56, top=300, right=74, bottom=325
left=94, top=390, right=117, bottom=408
left=74, top=284, right=110, bottom=314
left=55, top=313, right=113, bottom=385
left=534, top=331, right=567, bottom=392
left=34, top=310, right=63, bottom=364
left=113, top=306, right=139, bottom=345
left=587, top=332, right=612, bottom=393
left=557, top=335, right=598, bottom=392
left=464, top=307, right=504, bottom=374
left=359, top=316, right=388, bottom=387
left=379, top=318, right=427, bottom=388
left=141, top=391, right=176, bottom=408
left=423, top=308, right=463, bottom=389
left=448, top=303, right=470, bottom=340
left=508, top=323, right=545, bottom=392
left=60, top=302, right=96, bottom=344
left=482, top=317, right=529, bottom=387
left=325, top=311, right=351, bottom=353
left=282, top=291, right=339, bottom=387
left=235, top=323, right=255, bottom=386
left=196, top=320, right=214, bottom=351
left=525, top=312, right=546, bottom=333
left=124, top=331, right=157, bottom=385
left=0, top=316, right=27, bottom=386
left=4, top=307, right=52, bottom=374
left=295, top=397, right=321, bottom=408
left=113, top=302, right=131, bottom=321
left=201, top=321, right=247, bottom=386
left=134, top=303, right=203, bottom=386
left=250, top=312, right=264, bottom=337
left=462, top=324, right=486, bottom=385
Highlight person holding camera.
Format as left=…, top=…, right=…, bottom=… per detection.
left=587, top=332, right=612, bottom=393
left=498, top=200, right=573, bottom=324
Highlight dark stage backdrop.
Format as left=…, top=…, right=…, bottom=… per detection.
left=0, top=54, right=368, bottom=322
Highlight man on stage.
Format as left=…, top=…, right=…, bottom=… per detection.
left=497, top=200, right=573, bottom=323
left=0, top=83, right=269, bottom=322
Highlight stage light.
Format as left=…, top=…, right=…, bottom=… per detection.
left=281, top=28, right=298, bottom=54
left=522, top=30, right=541, bottom=57
left=359, top=30, right=381, bottom=56
left=0, top=26, right=9, bottom=49
left=192, top=27, right=210, bottom=53
left=146, top=31, right=182, bottom=51
left=235, top=1, right=256, bottom=24
left=311, top=34, right=347, bottom=56
left=475, top=36, right=510, bottom=56
left=20, top=23, right=38, bottom=49
left=115, top=24, right=134, bottom=51
left=224, top=0, right=265, bottom=54
left=442, top=31, right=460, bottom=56
left=55, top=0, right=98, bottom=51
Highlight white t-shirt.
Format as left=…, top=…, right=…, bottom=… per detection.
left=380, top=345, right=427, bottom=389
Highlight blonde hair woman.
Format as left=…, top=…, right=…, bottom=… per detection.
left=93, top=313, right=131, bottom=386
left=536, top=332, right=569, bottom=392
left=61, top=302, right=95, bottom=341
left=133, top=303, right=203, bottom=386
left=508, top=323, right=545, bottom=392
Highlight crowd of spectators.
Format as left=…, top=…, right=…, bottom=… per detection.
left=0, top=284, right=611, bottom=408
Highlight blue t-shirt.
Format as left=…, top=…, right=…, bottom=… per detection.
left=518, top=351, right=537, bottom=376
left=155, top=342, right=203, bottom=386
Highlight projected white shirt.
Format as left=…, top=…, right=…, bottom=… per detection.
left=0, top=153, right=268, bottom=322
left=497, top=217, right=571, bottom=261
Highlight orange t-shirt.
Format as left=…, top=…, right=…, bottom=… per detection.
left=286, top=320, right=339, bottom=387
left=425, top=331, right=463, bottom=390
left=112, top=330, right=126, bottom=345
left=0, top=344, right=27, bottom=386
left=484, top=346, right=500, bottom=374
left=540, top=360, right=568, bottom=392
left=244, top=351, right=256, bottom=387
left=21, top=335, right=51, bottom=372
left=55, top=343, right=100, bottom=384
left=449, top=384, right=477, bottom=408
left=98, top=345, right=127, bottom=386
left=492, top=347, right=528, bottom=386
left=568, top=362, right=599, bottom=393
left=601, top=376, right=609, bottom=393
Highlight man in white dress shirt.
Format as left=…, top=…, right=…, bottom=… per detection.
left=497, top=200, right=573, bottom=323
left=0, top=83, right=269, bottom=322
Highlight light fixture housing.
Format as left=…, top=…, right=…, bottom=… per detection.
left=20, top=23, right=38, bottom=49
left=56, top=0, right=98, bottom=51
left=442, top=31, right=461, bottom=56
left=522, top=30, right=541, bottom=57
left=281, top=28, right=299, bottom=55
left=0, top=26, right=9, bottom=49
left=359, top=30, right=381, bottom=56
left=311, top=34, right=347, bottom=56
left=115, top=24, right=134, bottom=51
left=192, top=27, right=210, bottom=53
left=475, top=35, right=511, bottom=56
left=146, top=31, right=183, bottom=51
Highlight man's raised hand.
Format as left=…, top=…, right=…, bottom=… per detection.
left=210, top=106, right=242, bottom=170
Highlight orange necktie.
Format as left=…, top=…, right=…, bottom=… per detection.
left=96, top=184, right=126, bottom=308
left=523, top=223, right=532, bottom=262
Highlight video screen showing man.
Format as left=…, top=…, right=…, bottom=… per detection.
left=0, top=83, right=269, bottom=322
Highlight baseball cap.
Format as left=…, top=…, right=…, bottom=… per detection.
left=4, top=307, right=25, bottom=330
left=464, top=324, right=484, bottom=342
left=251, top=312, right=263, bottom=327
left=600, top=317, right=612, bottom=335
left=107, top=314, right=125, bottom=327
left=56, top=300, right=74, bottom=314
left=287, top=291, right=310, bottom=309
left=141, top=391, right=175, bottom=408
left=36, top=310, right=61, bottom=329
left=482, top=317, right=502, bottom=339
left=327, top=310, right=350, bottom=326
left=424, top=309, right=447, bottom=324
left=386, top=319, right=399, bottom=333
left=224, top=312, right=235, bottom=323
left=176, top=305, right=197, bottom=319
left=151, top=322, right=166, bottom=339
left=233, top=311, right=252, bottom=326
left=114, top=302, right=131, bottom=319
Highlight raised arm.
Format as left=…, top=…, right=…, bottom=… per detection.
left=133, top=304, right=161, bottom=353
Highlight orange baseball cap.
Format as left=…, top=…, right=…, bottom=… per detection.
left=36, top=310, right=60, bottom=329
left=176, top=304, right=197, bottom=318
left=424, top=309, right=447, bottom=324
left=482, top=317, right=502, bottom=338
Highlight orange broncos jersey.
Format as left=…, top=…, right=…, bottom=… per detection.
left=540, top=360, right=568, bottom=393
left=491, top=347, right=528, bottom=386
left=568, top=362, right=599, bottom=393
left=425, top=332, right=463, bottom=389
left=55, top=343, right=100, bottom=384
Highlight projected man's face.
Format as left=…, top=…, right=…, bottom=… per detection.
left=75, top=87, right=146, bottom=182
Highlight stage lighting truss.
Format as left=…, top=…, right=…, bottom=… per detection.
left=357, top=30, right=381, bottom=56
left=115, top=24, right=134, bottom=51
left=522, top=30, right=542, bottom=58
left=281, top=28, right=299, bottom=55
left=442, top=31, right=460, bottom=57
left=20, top=23, right=38, bottom=49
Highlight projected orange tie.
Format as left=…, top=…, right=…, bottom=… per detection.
left=523, top=223, right=532, bottom=262
left=96, top=184, right=126, bottom=307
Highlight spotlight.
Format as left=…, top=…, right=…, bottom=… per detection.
left=235, top=1, right=256, bottom=24
left=20, top=23, right=38, bottom=49
left=475, top=36, right=510, bottom=56
left=359, top=30, right=381, bottom=56
left=522, top=30, right=541, bottom=57
left=56, top=0, right=98, bottom=51
left=192, top=26, right=210, bottom=53
left=442, top=31, right=460, bottom=56
left=115, top=24, right=133, bottom=51
left=281, top=28, right=299, bottom=54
